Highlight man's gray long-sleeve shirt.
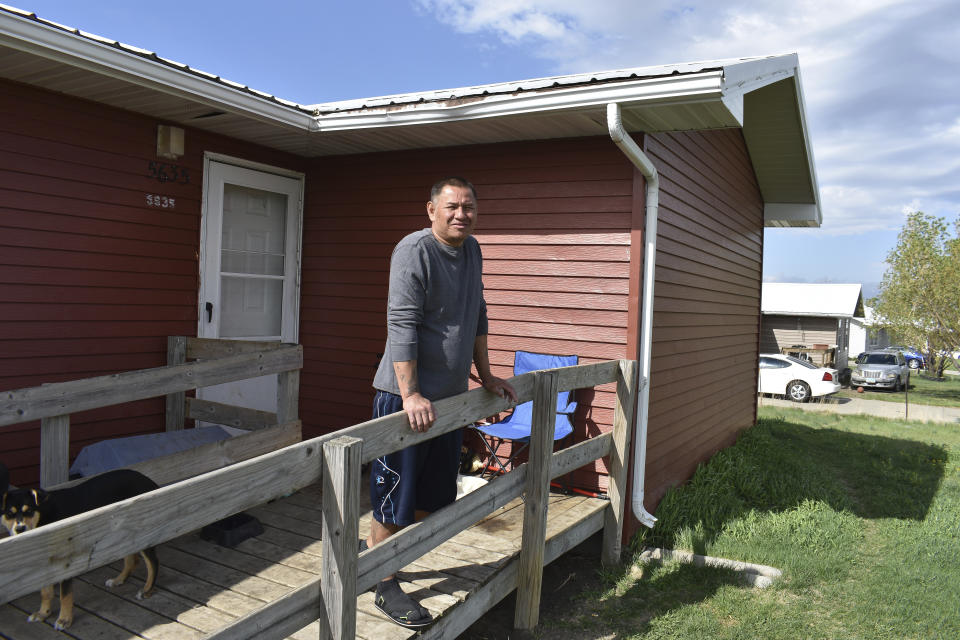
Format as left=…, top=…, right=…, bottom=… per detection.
left=373, top=228, right=489, bottom=401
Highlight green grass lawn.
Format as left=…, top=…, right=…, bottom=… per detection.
left=835, top=370, right=960, bottom=408
left=532, top=408, right=960, bottom=640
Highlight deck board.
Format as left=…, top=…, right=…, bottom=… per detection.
left=0, top=484, right=607, bottom=639
left=82, top=566, right=235, bottom=634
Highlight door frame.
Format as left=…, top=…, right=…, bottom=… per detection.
left=198, top=152, right=305, bottom=343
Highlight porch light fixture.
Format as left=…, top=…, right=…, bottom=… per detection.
left=157, top=124, right=185, bottom=159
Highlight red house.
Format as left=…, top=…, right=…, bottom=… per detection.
left=0, top=6, right=822, bottom=533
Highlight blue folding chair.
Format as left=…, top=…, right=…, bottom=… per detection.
left=471, top=351, right=578, bottom=477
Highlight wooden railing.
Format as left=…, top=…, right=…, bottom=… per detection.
left=165, top=336, right=302, bottom=432
left=0, top=337, right=303, bottom=488
left=0, top=353, right=639, bottom=639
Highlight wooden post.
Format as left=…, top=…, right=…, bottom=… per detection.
left=513, top=370, right=558, bottom=632
left=602, top=359, right=638, bottom=566
left=165, top=336, right=187, bottom=431
left=40, top=414, right=70, bottom=488
left=321, top=435, right=362, bottom=640
left=277, top=369, right=300, bottom=424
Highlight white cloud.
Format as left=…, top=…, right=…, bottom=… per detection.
left=947, top=118, right=960, bottom=138
left=901, top=201, right=923, bottom=216
left=418, top=1, right=904, bottom=72
left=424, top=1, right=572, bottom=39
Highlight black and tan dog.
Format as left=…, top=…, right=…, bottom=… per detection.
left=1, top=463, right=160, bottom=630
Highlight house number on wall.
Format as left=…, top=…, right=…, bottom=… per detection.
left=147, top=160, right=190, bottom=184
left=146, top=194, right=176, bottom=208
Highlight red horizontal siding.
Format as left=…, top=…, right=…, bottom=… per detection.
left=0, top=79, right=305, bottom=486
left=0, top=206, right=197, bottom=246
left=301, top=137, right=635, bottom=492
left=638, top=128, right=763, bottom=516
left=0, top=303, right=195, bottom=322
left=483, top=274, right=629, bottom=294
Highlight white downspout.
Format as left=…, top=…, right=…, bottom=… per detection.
left=607, top=102, right=658, bottom=528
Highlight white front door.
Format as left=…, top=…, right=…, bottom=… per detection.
left=198, top=157, right=303, bottom=414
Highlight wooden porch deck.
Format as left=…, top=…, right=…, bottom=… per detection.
left=0, top=483, right=607, bottom=639
left=2, top=341, right=638, bottom=639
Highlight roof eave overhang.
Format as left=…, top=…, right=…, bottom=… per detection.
left=762, top=311, right=853, bottom=318
left=313, top=55, right=822, bottom=228
left=313, top=71, right=729, bottom=131
left=0, top=8, right=317, bottom=131
left=743, top=67, right=823, bottom=228
left=1, top=8, right=821, bottom=227
left=764, top=203, right=822, bottom=227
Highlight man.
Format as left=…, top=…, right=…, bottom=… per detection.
left=367, top=176, right=517, bottom=628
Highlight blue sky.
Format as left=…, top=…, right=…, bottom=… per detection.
left=14, top=0, right=960, bottom=297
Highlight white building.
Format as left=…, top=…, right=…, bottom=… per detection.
left=761, top=283, right=864, bottom=367
left=849, top=305, right=890, bottom=355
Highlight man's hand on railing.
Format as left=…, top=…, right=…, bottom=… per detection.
left=480, top=376, right=518, bottom=403
left=401, top=392, right=436, bottom=433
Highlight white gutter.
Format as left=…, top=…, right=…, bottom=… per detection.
left=607, top=102, right=658, bottom=528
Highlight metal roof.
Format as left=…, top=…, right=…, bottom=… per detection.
left=762, top=283, right=865, bottom=318
left=0, top=3, right=822, bottom=227
left=0, top=3, right=312, bottom=112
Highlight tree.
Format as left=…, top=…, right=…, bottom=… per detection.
left=871, top=211, right=960, bottom=376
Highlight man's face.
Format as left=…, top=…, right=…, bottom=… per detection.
left=427, top=185, right=477, bottom=247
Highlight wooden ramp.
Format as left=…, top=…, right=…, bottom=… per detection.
left=0, top=483, right=608, bottom=640
left=1, top=355, right=638, bottom=640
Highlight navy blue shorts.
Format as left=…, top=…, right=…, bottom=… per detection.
left=369, top=390, right=463, bottom=526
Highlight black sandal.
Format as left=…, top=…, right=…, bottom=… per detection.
left=374, top=578, right=433, bottom=629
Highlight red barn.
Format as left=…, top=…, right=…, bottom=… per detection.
left=0, top=6, right=821, bottom=533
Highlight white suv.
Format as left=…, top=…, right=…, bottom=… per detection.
left=850, top=350, right=910, bottom=391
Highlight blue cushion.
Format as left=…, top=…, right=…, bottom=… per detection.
left=69, top=426, right=234, bottom=477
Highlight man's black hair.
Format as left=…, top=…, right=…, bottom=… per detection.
left=430, top=177, right=477, bottom=202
